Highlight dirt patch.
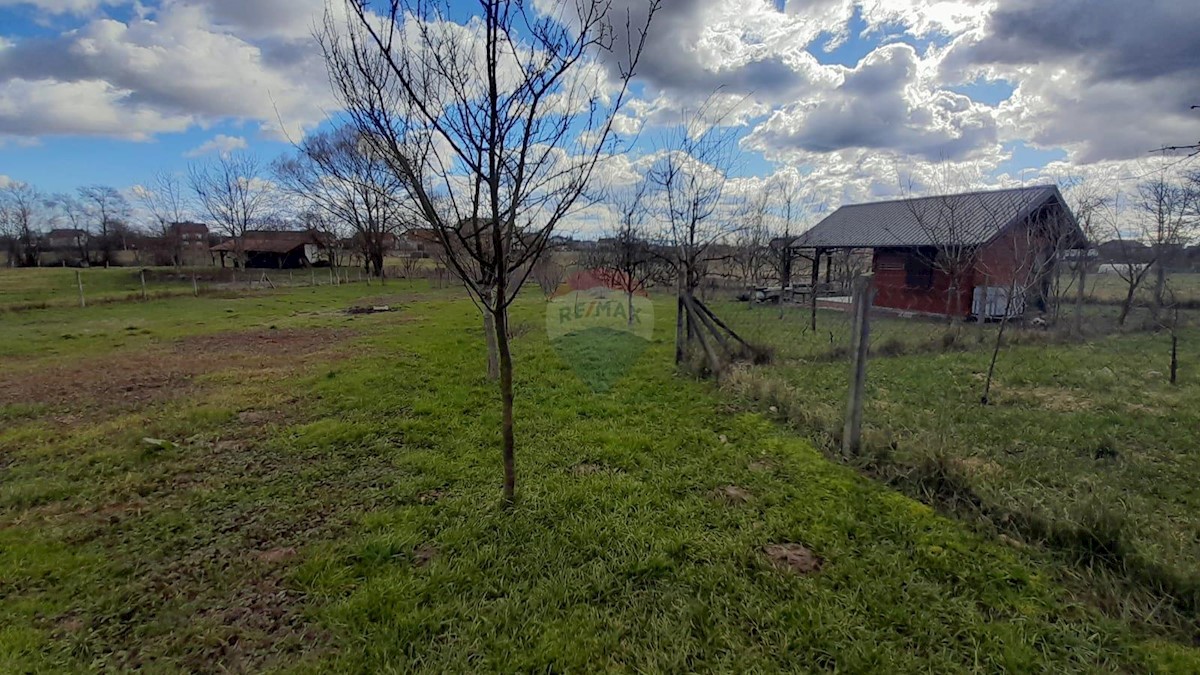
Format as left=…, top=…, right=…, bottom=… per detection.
left=256, top=547, right=298, bottom=565
left=953, top=457, right=1004, bottom=480
left=345, top=305, right=395, bottom=315
left=571, top=462, right=622, bottom=476
left=763, top=543, right=823, bottom=576
left=711, top=485, right=753, bottom=504
left=413, top=544, right=438, bottom=568
left=417, top=489, right=446, bottom=505
left=176, top=328, right=350, bottom=360
left=748, top=458, right=777, bottom=473
left=0, top=328, right=351, bottom=413
left=998, top=385, right=1093, bottom=413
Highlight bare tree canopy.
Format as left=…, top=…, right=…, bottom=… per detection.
left=78, top=185, right=130, bottom=267
left=320, top=0, right=659, bottom=502
left=646, top=99, right=741, bottom=364
left=189, top=153, right=276, bottom=268
left=0, top=181, right=47, bottom=267
left=274, top=126, right=409, bottom=276
left=134, top=171, right=191, bottom=266
left=585, top=177, right=666, bottom=324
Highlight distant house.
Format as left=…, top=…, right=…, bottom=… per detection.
left=210, top=230, right=327, bottom=269
left=346, top=231, right=404, bottom=256
left=398, top=228, right=444, bottom=258
left=45, top=229, right=87, bottom=251
left=167, top=222, right=210, bottom=264
left=791, top=185, right=1083, bottom=319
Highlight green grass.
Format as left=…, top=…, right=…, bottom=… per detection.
left=718, top=299, right=1200, bottom=642
left=0, top=277, right=1196, bottom=671
left=0, top=267, right=195, bottom=309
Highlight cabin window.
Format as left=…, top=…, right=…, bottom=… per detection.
left=905, top=249, right=936, bottom=289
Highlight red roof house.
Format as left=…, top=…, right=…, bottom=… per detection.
left=791, top=185, right=1083, bottom=319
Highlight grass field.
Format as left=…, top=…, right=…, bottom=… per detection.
left=1, top=269, right=1198, bottom=671
left=717, top=299, right=1200, bottom=645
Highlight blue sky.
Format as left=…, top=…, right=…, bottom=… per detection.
left=0, top=0, right=1196, bottom=220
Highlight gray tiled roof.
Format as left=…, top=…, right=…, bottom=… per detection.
left=792, top=185, right=1071, bottom=249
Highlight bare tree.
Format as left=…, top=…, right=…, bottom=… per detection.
left=298, top=208, right=349, bottom=270
left=51, top=193, right=91, bottom=264
left=585, top=179, right=665, bottom=324
left=1138, top=172, right=1197, bottom=315
left=730, top=187, right=771, bottom=287
left=136, top=171, right=190, bottom=266
left=1103, top=172, right=1198, bottom=327
left=531, top=257, right=567, bottom=296
left=1055, top=177, right=1107, bottom=336
left=648, top=100, right=739, bottom=365
left=978, top=193, right=1082, bottom=404
left=189, top=153, right=275, bottom=269
left=899, top=177, right=984, bottom=326
left=275, top=126, right=407, bottom=278
left=765, top=174, right=816, bottom=316
left=79, top=185, right=130, bottom=267
left=320, top=0, right=658, bottom=502
left=1, top=182, right=46, bottom=267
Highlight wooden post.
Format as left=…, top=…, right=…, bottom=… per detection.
left=76, top=270, right=85, bottom=308
left=311, top=268, right=316, bottom=287
left=842, top=274, right=874, bottom=457
left=685, top=296, right=721, bottom=375
left=809, top=248, right=821, bottom=331
left=140, top=269, right=147, bottom=301
left=674, top=292, right=685, bottom=365
left=192, top=274, right=198, bottom=297
left=1171, top=333, right=1178, bottom=385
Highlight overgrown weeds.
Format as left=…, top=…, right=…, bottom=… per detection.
left=722, top=363, right=1200, bottom=644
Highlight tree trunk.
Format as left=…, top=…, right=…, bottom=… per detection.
left=1170, top=332, right=1178, bottom=385
left=779, top=249, right=791, bottom=319
left=1073, top=261, right=1087, bottom=337
left=1153, top=263, right=1166, bottom=314
left=627, top=290, right=635, bottom=327
left=493, top=305, right=516, bottom=504
left=483, top=310, right=500, bottom=380
left=809, top=250, right=820, bottom=331
left=1117, top=282, right=1136, bottom=327
left=674, top=274, right=686, bottom=365
left=981, top=300, right=1014, bottom=405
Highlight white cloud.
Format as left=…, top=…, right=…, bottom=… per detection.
left=0, top=1, right=336, bottom=141
left=1, top=0, right=1197, bottom=219
left=0, top=77, right=192, bottom=140
left=0, top=0, right=126, bottom=14
left=183, top=133, right=247, bottom=157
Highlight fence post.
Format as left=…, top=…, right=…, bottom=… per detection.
left=140, top=269, right=147, bottom=301
left=192, top=274, right=198, bottom=297
left=842, top=273, right=875, bottom=457
left=76, top=270, right=85, bottom=308
left=311, top=268, right=316, bottom=287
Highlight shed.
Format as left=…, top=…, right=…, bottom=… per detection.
left=791, top=185, right=1083, bottom=319
left=211, top=230, right=326, bottom=269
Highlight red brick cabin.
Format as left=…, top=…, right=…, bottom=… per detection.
left=791, top=185, right=1083, bottom=319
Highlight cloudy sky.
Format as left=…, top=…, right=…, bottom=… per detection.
left=0, top=0, right=1197, bottom=228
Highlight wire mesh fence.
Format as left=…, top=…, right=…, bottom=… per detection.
left=0, top=263, right=460, bottom=312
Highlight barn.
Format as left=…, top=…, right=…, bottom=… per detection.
left=791, top=185, right=1083, bottom=319
left=211, top=231, right=328, bottom=269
